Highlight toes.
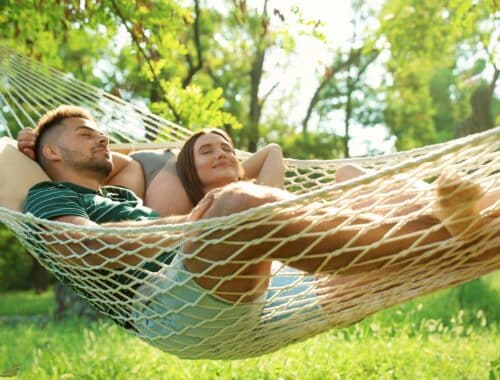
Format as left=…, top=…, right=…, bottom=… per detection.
left=436, top=176, right=483, bottom=209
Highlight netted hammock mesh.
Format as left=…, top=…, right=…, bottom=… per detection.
left=0, top=47, right=499, bottom=360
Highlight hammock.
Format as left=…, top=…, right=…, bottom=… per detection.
left=0, top=47, right=498, bottom=360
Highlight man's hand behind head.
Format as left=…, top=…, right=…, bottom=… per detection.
left=17, top=128, right=38, bottom=160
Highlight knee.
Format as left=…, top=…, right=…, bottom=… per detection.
left=335, top=164, right=369, bottom=183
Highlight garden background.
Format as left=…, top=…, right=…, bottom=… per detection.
left=0, top=0, right=498, bottom=378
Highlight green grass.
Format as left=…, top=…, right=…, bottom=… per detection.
left=0, top=289, right=55, bottom=316
left=1, top=274, right=499, bottom=379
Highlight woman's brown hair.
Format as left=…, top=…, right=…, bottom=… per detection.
left=176, top=129, right=243, bottom=205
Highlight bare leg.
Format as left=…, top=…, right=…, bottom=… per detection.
left=478, top=187, right=500, bottom=217
left=182, top=181, right=476, bottom=302
left=335, top=164, right=428, bottom=216
left=335, top=164, right=372, bottom=183
left=319, top=173, right=499, bottom=314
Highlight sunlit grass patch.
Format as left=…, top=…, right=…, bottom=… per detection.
left=0, top=274, right=498, bottom=378
left=0, top=317, right=498, bottom=379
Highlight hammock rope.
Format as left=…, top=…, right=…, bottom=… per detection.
left=0, top=47, right=499, bottom=359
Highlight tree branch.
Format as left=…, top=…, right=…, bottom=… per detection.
left=110, top=0, right=181, bottom=123
left=182, top=0, right=204, bottom=88
left=260, top=81, right=279, bottom=107
left=301, top=48, right=363, bottom=134
left=356, top=49, right=380, bottom=81
left=482, top=41, right=499, bottom=95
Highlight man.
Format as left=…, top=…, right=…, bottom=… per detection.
left=19, top=120, right=159, bottom=202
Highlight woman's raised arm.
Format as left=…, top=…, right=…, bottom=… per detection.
left=241, top=143, right=285, bottom=189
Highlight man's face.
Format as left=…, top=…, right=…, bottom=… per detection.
left=53, top=117, right=113, bottom=179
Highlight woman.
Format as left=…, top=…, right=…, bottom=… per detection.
left=132, top=129, right=498, bottom=358
left=130, top=129, right=326, bottom=358
left=145, top=129, right=285, bottom=216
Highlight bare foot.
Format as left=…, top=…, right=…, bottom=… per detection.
left=434, top=173, right=484, bottom=238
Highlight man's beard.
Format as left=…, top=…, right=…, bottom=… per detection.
left=60, top=148, right=113, bottom=180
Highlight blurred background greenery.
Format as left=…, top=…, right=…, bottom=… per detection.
left=0, top=1, right=498, bottom=377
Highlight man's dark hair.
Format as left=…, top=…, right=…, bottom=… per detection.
left=34, top=105, right=95, bottom=165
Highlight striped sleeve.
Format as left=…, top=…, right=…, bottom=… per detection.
left=24, top=182, right=88, bottom=220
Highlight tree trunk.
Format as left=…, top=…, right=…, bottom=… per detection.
left=455, top=86, right=494, bottom=137
left=54, top=283, right=100, bottom=320
left=246, top=0, right=269, bottom=152
left=29, top=259, right=50, bottom=293
left=455, top=68, right=499, bottom=137
left=247, top=47, right=265, bottom=152
left=344, top=81, right=353, bottom=158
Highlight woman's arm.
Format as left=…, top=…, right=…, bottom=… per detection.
left=145, top=161, right=194, bottom=217
left=241, top=143, right=285, bottom=189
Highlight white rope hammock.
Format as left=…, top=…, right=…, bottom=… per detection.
left=0, top=47, right=499, bottom=360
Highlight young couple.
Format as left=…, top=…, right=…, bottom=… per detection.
left=18, top=105, right=498, bottom=358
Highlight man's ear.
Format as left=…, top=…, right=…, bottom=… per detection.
left=41, top=144, right=61, bottom=161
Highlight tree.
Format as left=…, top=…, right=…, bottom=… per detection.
left=300, top=0, right=382, bottom=158
left=177, top=0, right=297, bottom=151
left=380, top=0, right=498, bottom=149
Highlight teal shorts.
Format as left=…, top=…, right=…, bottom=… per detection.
left=132, top=254, right=322, bottom=359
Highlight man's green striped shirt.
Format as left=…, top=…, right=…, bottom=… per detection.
left=24, top=181, right=169, bottom=329
left=25, top=181, right=159, bottom=222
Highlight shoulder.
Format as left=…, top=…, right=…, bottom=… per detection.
left=27, top=181, right=75, bottom=197
left=103, top=185, right=141, bottom=201
left=24, top=182, right=88, bottom=219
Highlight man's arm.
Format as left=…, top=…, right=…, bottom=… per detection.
left=17, top=128, right=146, bottom=197
left=42, top=192, right=215, bottom=269
left=45, top=214, right=187, bottom=268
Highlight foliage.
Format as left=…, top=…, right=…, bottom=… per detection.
left=0, top=0, right=239, bottom=133
left=278, top=129, right=344, bottom=160
left=151, top=81, right=240, bottom=133
left=380, top=0, right=498, bottom=149
left=0, top=225, right=33, bottom=291
left=0, top=0, right=111, bottom=84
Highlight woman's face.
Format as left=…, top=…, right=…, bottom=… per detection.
left=193, top=132, right=240, bottom=192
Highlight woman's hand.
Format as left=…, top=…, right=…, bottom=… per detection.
left=189, top=189, right=220, bottom=221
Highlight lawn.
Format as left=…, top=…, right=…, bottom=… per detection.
left=1, top=274, right=499, bottom=379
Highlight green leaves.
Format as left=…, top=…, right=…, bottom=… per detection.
left=380, top=0, right=497, bottom=148
left=0, top=225, right=33, bottom=291
left=151, top=79, right=241, bottom=132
